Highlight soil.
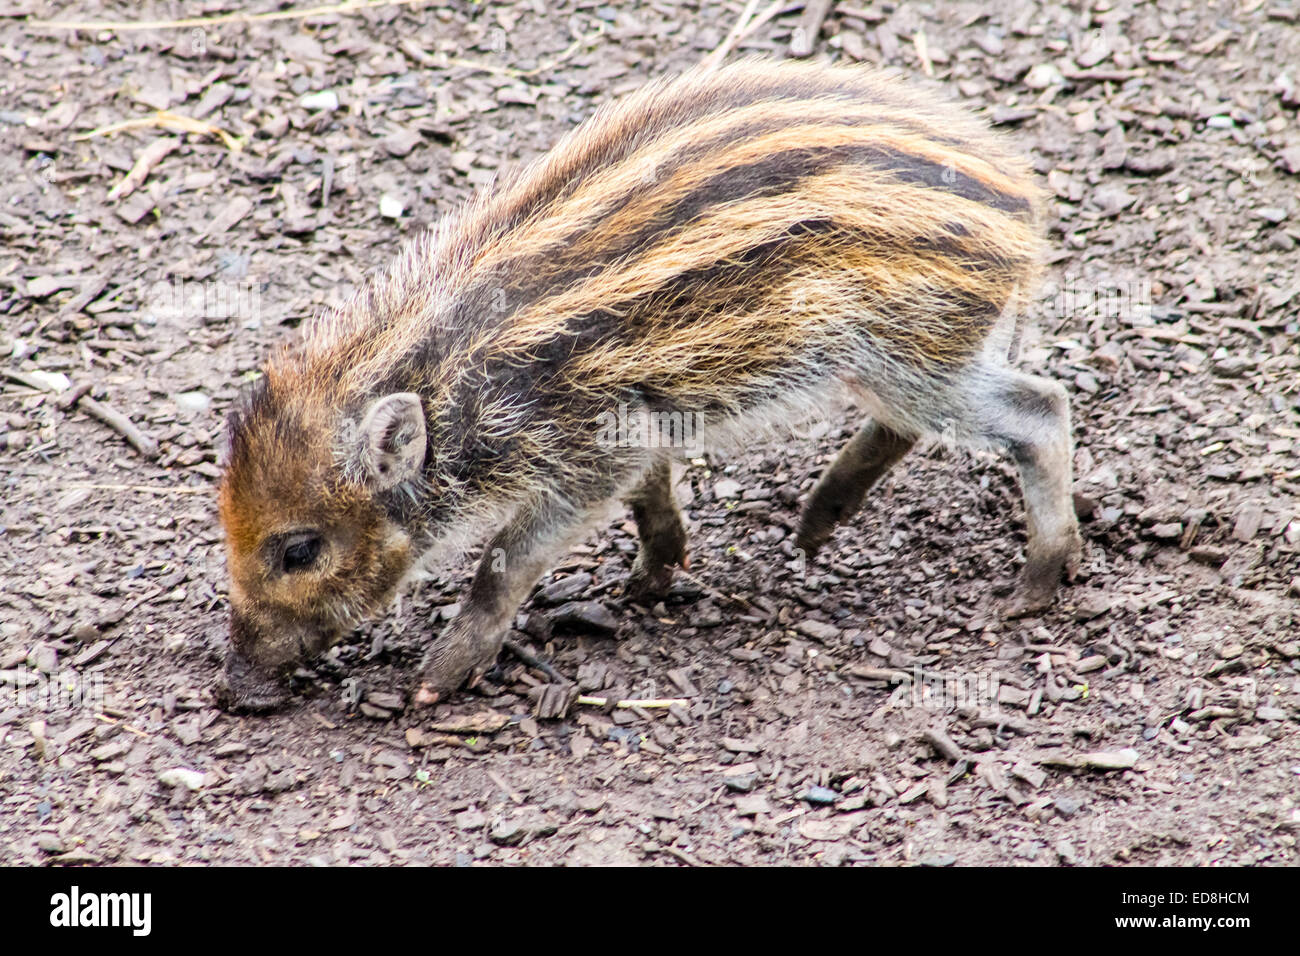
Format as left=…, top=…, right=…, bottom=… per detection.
left=1, top=0, right=1298, bottom=867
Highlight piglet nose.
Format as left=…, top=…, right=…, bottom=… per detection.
left=216, top=645, right=291, bottom=713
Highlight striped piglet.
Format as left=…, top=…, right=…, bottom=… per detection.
left=216, top=59, right=1081, bottom=711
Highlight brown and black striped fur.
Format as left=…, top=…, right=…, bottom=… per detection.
left=216, top=59, right=1081, bottom=712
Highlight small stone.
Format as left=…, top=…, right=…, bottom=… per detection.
left=1090, top=185, right=1134, bottom=217
left=799, top=817, right=857, bottom=841
left=89, top=739, right=132, bottom=762
left=1024, top=62, right=1064, bottom=89
left=27, top=643, right=58, bottom=674
left=801, top=785, right=838, bottom=805
left=922, top=727, right=963, bottom=762
left=713, top=477, right=743, bottom=500
left=174, top=391, right=210, bottom=413
left=25, top=276, right=69, bottom=298
left=1011, top=760, right=1047, bottom=789
left=36, top=834, right=66, bottom=854
left=489, top=819, right=525, bottom=846
left=723, top=762, right=759, bottom=792
left=383, top=127, right=422, bottom=158
left=299, top=90, right=339, bottom=111
left=1055, top=795, right=1082, bottom=818
left=1213, top=356, right=1252, bottom=378
left=455, top=809, right=486, bottom=830
left=51, top=850, right=98, bottom=865
left=158, top=767, right=206, bottom=790
left=29, top=720, right=47, bottom=759
left=379, top=193, right=405, bottom=218
left=1146, top=521, right=1182, bottom=540
left=576, top=794, right=606, bottom=814
left=366, top=691, right=405, bottom=711
left=733, top=794, right=771, bottom=816
left=796, top=620, right=840, bottom=643
left=1233, top=506, right=1263, bottom=543
left=1125, top=151, right=1175, bottom=175
left=71, top=641, right=109, bottom=668
left=537, top=573, right=592, bottom=605
left=1080, top=748, right=1139, bottom=770
left=547, top=601, right=619, bottom=635
left=898, top=783, right=929, bottom=805
left=1279, top=146, right=1300, bottom=175
left=1072, top=592, right=1111, bottom=621
left=429, top=711, right=509, bottom=735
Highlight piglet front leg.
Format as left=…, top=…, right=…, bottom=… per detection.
left=411, top=494, right=600, bottom=706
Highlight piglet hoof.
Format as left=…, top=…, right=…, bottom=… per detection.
left=625, top=559, right=678, bottom=604
left=411, top=683, right=440, bottom=708
left=792, top=526, right=828, bottom=562
left=1005, top=589, right=1055, bottom=620
left=412, top=626, right=504, bottom=708
left=1005, top=543, right=1080, bottom=619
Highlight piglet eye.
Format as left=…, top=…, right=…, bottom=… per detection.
left=281, top=534, right=323, bottom=574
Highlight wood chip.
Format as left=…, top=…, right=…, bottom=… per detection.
left=107, top=137, right=179, bottom=201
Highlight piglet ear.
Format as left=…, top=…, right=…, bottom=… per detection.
left=357, top=393, right=426, bottom=490
left=217, top=408, right=241, bottom=469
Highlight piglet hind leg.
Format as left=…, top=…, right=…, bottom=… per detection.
left=970, top=365, right=1083, bottom=616
left=412, top=494, right=605, bottom=706
left=623, top=458, right=689, bottom=603
left=794, top=420, right=916, bottom=559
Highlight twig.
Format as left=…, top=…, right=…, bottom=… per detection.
left=56, top=382, right=94, bottom=408
left=442, top=26, right=605, bottom=79
left=107, top=137, right=179, bottom=201
left=676, top=567, right=767, bottom=616
left=912, top=30, right=934, bottom=77
left=28, top=0, right=435, bottom=32
left=61, top=389, right=160, bottom=460
left=657, top=844, right=703, bottom=867
left=75, top=112, right=242, bottom=153
left=3, top=369, right=62, bottom=392
left=701, top=0, right=761, bottom=72
left=502, top=637, right=563, bottom=683
left=96, top=714, right=153, bottom=740
left=791, top=0, right=833, bottom=57
left=700, top=0, right=790, bottom=72
left=66, top=483, right=209, bottom=495
left=575, top=695, right=688, bottom=709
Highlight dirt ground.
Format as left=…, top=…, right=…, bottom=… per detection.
left=1, top=0, right=1298, bottom=867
